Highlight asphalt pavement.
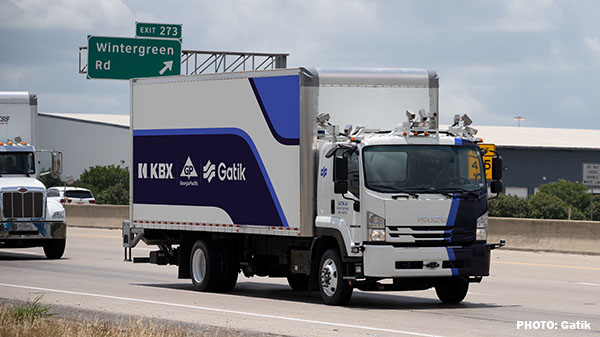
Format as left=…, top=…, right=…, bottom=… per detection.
left=0, top=227, right=598, bottom=336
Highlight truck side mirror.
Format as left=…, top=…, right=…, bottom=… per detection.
left=492, top=156, right=503, bottom=180
left=51, top=151, right=62, bottom=178
left=333, top=155, right=348, bottom=194
left=333, top=156, right=348, bottom=181
left=490, top=180, right=504, bottom=194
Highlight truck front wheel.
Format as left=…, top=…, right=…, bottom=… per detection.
left=319, top=249, right=352, bottom=305
left=435, top=277, right=469, bottom=304
left=43, top=239, right=65, bottom=259
left=190, top=240, right=221, bottom=292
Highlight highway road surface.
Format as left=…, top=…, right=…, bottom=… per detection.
left=1, top=227, right=599, bottom=336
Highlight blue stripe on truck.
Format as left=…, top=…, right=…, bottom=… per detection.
left=249, top=75, right=300, bottom=146
left=133, top=127, right=289, bottom=228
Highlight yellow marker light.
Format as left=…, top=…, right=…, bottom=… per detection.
left=0, top=142, right=4, bottom=146
left=7, top=142, right=13, bottom=146
left=22, top=142, right=28, bottom=145
left=403, top=131, right=407, bottom=136
left=424, top=132, right=429, bottom=136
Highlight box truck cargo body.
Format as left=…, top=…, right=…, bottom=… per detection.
left=0, top=92, right=65, bottom=259
left=124, top=68, right=503, bottom=305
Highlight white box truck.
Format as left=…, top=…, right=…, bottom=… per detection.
left=0, top=92, right=66, bottom=259
left=123, top=68, right=504, bottom=305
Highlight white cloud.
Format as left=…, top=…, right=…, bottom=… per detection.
left=584, top=36, right=600, bottom=61
left=1, top=0, right=137, bottom=32
left=475, top=0, right=565, bottom=33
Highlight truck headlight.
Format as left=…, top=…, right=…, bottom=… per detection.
left=367, top=212, right=385, bottom=241
left=369, top=229, right=386, bottom=241
left=52, top=210, right=66, bottom=220
left=476, top=213, right=488, bottom=241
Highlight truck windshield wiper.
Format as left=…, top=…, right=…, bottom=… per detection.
left=391, top=191, right=419, bottom=199
left=399, top=188, right=453, bottom=198
left=436, top=187, right=479, bottom=197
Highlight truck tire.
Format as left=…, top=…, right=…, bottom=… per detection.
left=435, top=277, right=469, bottom=304
left=43, top=239, right=65, bottom=259
left=319, top=249, right=352, bottom=305
left=287, top=274, right=310, bottom=291
left=217, top=241, right=239, bottom=292
left=190, top=240, right=221, bottom=292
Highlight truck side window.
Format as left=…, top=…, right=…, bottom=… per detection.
left=336, top=149, right=360, bottom=198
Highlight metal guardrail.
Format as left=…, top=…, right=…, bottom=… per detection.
left=78, top=47, right=288, bottom=75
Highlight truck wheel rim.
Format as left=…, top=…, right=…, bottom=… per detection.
left=320, top=258, right=338, bottom=297
left=192, top=249, right=207, bottom=283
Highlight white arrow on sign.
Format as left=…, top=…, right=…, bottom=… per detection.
left=159, top=61, right=173, bottom=75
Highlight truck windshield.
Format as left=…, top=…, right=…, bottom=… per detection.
left=363, top=145, right=485, bottom=193
left=0, top=152, right=35, bottom=175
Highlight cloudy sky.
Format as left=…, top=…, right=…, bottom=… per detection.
left=1, top=0, right=599, bottom=129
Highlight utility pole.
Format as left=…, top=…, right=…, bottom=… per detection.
left=513, top=116, right=525, bottom=127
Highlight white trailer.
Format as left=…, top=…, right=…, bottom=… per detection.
left=124, top=68, right=504, bottom=305
left=0, top=92, right=65, bottom=258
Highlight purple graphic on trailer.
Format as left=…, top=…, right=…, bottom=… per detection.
left=133, top=128, right=289, bottom=227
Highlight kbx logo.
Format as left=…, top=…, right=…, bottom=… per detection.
left=138, top=162, right=173, bottom=179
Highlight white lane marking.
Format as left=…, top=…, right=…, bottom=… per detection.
left=575, top=282, right=600, bottom=286
left=0, top=282, right=441, bottom=337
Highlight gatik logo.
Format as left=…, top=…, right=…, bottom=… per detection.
left=0, top=116, right=9, bottom=125
left=138, top=162, right=173, bottom=179
left=203, top=159, right=246, bottom=183
left=203, top=160, right=216, bottom=182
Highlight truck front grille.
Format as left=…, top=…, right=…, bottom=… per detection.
left=2, top=192, right=44, bottom=219
left=387, top=225, right=475, bottom=246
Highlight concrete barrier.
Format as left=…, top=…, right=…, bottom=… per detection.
left=65, top=204, right=128, bottom=229
left=64, top=205, right=600, bottom=255
left=489, top=217, right=600, bottom=255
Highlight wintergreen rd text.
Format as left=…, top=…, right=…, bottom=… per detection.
left=95, top=42, right=175, bottom=57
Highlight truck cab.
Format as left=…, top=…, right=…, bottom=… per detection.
left=314, top=112, right=503, bottom=304
left=0, top=92, right=66, bottom=259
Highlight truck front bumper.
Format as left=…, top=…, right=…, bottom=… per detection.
left=0, top=221, right=67, bottom=241
left=363, top=243, right=491, bottom=278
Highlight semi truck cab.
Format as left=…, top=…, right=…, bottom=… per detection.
left=0, top=141, right=66, bottom=259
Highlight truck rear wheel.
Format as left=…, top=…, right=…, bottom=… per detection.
left=190, top=240, right=221, bottom=292
left=319, top=249, right=352, bottom=305
left=217, top=241, right=239, bottom=292
left=435, top=277, right=469, bottom=304
left=43, top=239, right=65, bottom=259
left=287, top=274, right=310, bottom=291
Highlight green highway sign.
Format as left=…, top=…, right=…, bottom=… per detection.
left=136, top=22, right=182, bottom=40
left=87, top=36, right=181, bottom=80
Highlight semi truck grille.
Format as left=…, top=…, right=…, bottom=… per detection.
left=387, top=225, right=475, bottom=246
left=2, top=192, right=44, bottom=219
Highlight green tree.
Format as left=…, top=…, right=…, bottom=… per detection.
left=528, top=192, right=572, bottom=219
left=488, top=194, right=531, bottom=218
left=37, top=168, right=63, bottom=188
left=76, top=165, right=129, bottom=205
left=537, top=180, right=589, bottom=213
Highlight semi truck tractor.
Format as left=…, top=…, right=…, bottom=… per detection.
left=123, top=68, right=504, bottom=305
left=0, top=92, right=66, bottom=259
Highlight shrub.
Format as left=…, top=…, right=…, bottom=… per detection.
left=75, top=165, right=129, bottom=205
left=488, top=194, right=530, bottom=218
left=527, top=192, right=572, bottom=219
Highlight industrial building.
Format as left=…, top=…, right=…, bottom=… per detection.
left=36, top=113, right=600, bottom=196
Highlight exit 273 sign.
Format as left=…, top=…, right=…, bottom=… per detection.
left=87, top=36, right=181, bottom=80
left=136, top=22, right=182, bottom=40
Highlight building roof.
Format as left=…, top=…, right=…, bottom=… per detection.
left=39, top=112, right=600, bottom=150
left=475, top=125, right=600, bottom=150
left=39, top=112, right=129, bottom=128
